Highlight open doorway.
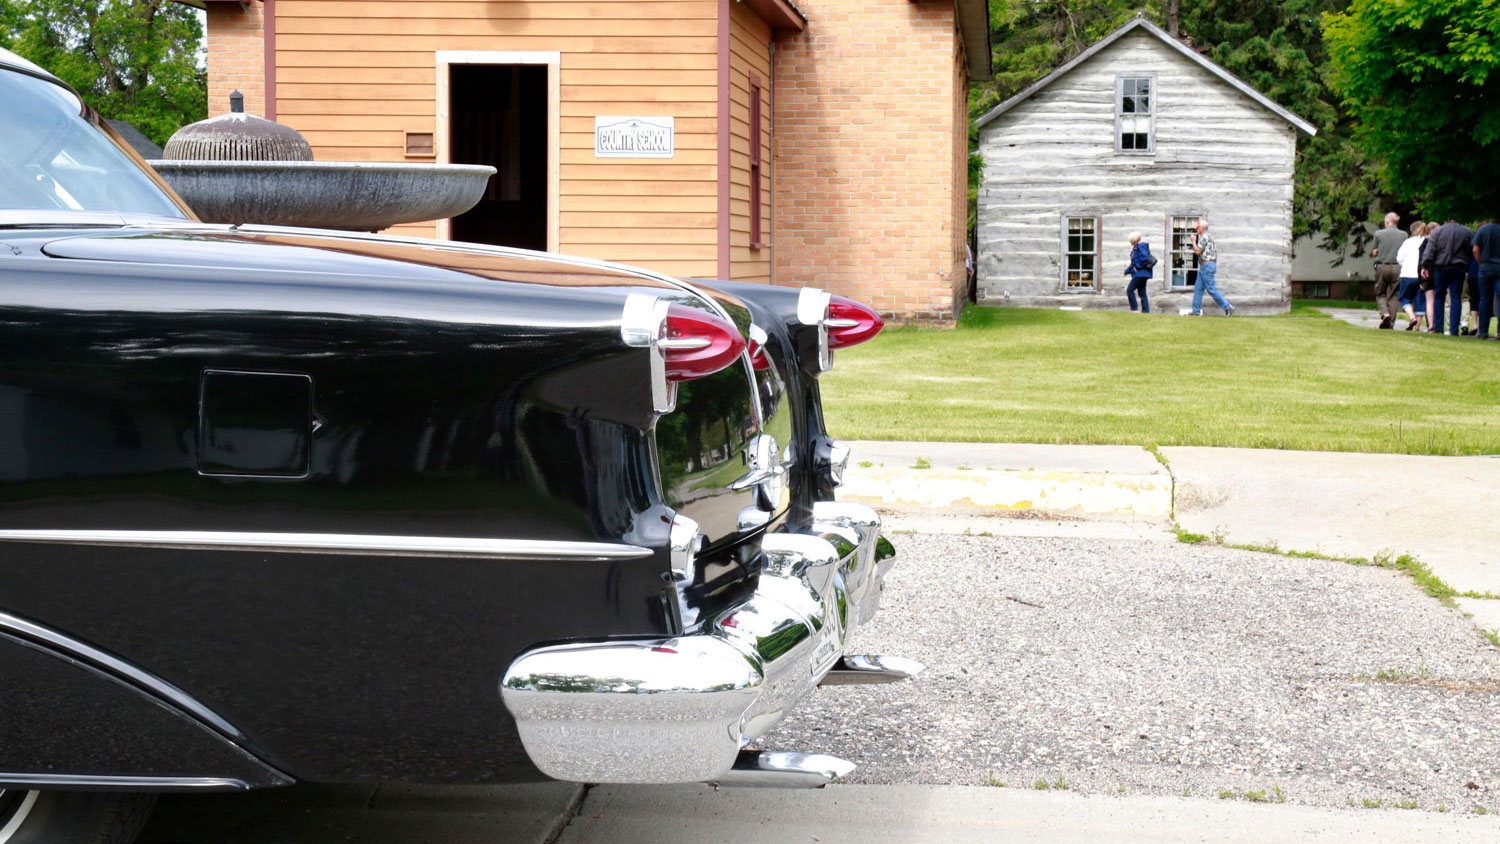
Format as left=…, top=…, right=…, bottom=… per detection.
left=447, top=64, right=548, bottom=250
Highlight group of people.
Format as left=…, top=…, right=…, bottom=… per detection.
left=1116, top=213, right=1500, bottom=327
left=1123, top=217, right=1232, bottom=316
left=1372, top=212, right=1500, bottom=336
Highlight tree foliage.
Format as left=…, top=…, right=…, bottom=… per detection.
left=1176, top=1, right=1380, bottom=254
left=0, top=0, right=206, bottom=147
left=1324, top=0, right=1500, bottom=222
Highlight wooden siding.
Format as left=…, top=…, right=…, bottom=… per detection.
left=975, top=29, right=1298, bottom=311
left=728, top=3, right=772, bottom=283
left=274, top=0, right=720, bottom=277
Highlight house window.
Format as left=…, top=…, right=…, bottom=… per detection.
left=1168, top=215, right=1199, bottom=289
left=1062, top=216, right=1099, bottom=291
left=749, top=76, right=763, bottom=249
left=1116, top=73, right=1155, bottom=153
left=1307, top=282, right=1331, bottom=299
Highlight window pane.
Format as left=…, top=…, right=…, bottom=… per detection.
left=1136, top=78, right=1150, bottom=97
left=1121, top=132, right=1135, bottom=150
left=1138, top=94, right=1150, bottom=114
left=1078, top=218, right=1094, bottom=234
left=1121, top=96, right=1135, bottom=114
left=1123, top=78, right=1137, bottom=97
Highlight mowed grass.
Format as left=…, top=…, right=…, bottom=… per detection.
left=819, top=306, right=1500, bottom=455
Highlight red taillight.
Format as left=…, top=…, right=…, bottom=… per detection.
left=825, top=296, right=884, bottom=350
left=747, top=338, right=771, bottom=371
left=661, top=304, right=747, bottom=382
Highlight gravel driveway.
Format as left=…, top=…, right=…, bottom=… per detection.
left=771, top=534, right=1500, bottom=814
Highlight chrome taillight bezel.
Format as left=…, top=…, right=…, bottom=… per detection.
left=622, top=293, right=676, bottom=413
left=667, top=513, right=705, bottom=630
left=796, top=287, right=834, bottom=373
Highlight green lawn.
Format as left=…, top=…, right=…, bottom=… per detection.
left=820, top=306, right=1500, bottom=455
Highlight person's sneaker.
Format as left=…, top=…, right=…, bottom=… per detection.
left=1224, top=306, right=1235, bottom=317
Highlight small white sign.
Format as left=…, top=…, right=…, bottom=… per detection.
left=594, top=116, right=675, bottom=158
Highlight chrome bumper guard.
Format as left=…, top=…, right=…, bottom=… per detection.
left=499, top=502, right=895, bottom=784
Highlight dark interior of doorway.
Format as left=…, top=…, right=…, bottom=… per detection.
left=448, top=64, right=547, bottom=250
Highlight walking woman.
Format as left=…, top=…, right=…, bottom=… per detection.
left=1124, top=231, right=1153, bottom=313
left=1395, top=220, right=1427, bottom=330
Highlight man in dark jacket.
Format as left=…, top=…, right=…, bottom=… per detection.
left=1421, top=220, right=1474, bottom=335
left=1476, top=218, right=1500, bottom=339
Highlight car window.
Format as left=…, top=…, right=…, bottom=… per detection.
left=0, top=68, right=186, bottom=218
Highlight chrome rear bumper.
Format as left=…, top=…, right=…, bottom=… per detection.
left=499, top=502, right=895, bottom=784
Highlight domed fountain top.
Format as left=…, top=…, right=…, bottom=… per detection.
left=163, top=91, right=314, bottom=162
left=149, top=92, right=495, bottom=231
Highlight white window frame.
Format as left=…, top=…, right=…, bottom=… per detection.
left=1115, top=72, right=1156, bottom=155
left=1165, top=214, right=1201, bottom=290
left=1060, top=214, right=1101, bottom=293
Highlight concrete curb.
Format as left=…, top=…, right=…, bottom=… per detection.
left=841, top=441, right=1172, bottom=517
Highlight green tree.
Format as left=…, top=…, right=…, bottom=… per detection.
left=1177, top=1, right=1381, bottom=256
left=1324, top=0, right=1500, bottom=221
left=0, top=0, right=206, bottom=147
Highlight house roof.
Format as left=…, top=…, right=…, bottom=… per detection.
left=106, top=120, right=165, bottom=159
left=955, top=0, right=992, bottom=81
left=973, top=15, right=1315, bottom=136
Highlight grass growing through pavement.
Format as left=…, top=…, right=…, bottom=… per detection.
left=821, top=306, right=1500, bottom=455
left=1169, top=524, right=1500, bottom=608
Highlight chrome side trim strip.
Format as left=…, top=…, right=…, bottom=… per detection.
left=0, top=773, right=254, bottom=792
left=0, top=613, right=245, bottom=740
left=0, top=530, right=651, bottom=561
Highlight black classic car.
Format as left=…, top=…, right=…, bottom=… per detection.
left=0, top=48, right=919, bottom=842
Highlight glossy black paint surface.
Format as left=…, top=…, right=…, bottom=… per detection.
left=0, top=225, right=779, bottom=784
left=0, top=632, right=286, bottom=788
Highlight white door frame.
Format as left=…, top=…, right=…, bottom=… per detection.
left=435, top=50, right=560, bottom=250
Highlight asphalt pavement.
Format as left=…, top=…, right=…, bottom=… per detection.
left=142, top=529, right=1500, bottom=842
left=139, top=440, right=1500, bottom=841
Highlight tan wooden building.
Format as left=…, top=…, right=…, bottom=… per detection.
left=186, top=0, right=988, bottom=319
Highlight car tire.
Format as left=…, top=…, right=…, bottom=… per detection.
left=0, top=789, right=157, bottom=844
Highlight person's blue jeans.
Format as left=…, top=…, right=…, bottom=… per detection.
left=1126, top=276, right=1150, bottom=312
left=1432, top=265, right=1467, bottom=334
left=1479, top=265, right=1500, bottom=337
left=1192, top=261, right=1231, bottom=314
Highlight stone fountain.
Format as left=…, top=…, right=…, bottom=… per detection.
left=149, top=92, right=495, bottom=232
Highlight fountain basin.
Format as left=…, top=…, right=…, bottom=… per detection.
left=148, top=160, right=497, bottom=231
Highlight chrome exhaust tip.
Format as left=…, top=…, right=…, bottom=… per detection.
left=708, top=750, right=856, bottom=788
left=819, top=654, right=926, bottom=686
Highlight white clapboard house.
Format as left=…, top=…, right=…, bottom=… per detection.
left=973, top=16, right=1316, bottom=313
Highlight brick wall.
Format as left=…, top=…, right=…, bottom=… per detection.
left=206, top=1, right=266, bottom=118
left=772, top=0, right=965, bottom=320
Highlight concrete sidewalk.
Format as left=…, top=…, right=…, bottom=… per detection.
left=839, top=441, right=1171, bottom=517
left=143, top=782, right=1500, bottom=843
left=841, top=440, right=1500, bottom=631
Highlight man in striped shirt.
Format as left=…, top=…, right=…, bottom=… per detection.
left=1191, top=218, right=1234, bottom=316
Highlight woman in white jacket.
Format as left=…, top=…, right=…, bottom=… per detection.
left=1395, top=220, right=1427, bottom=330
